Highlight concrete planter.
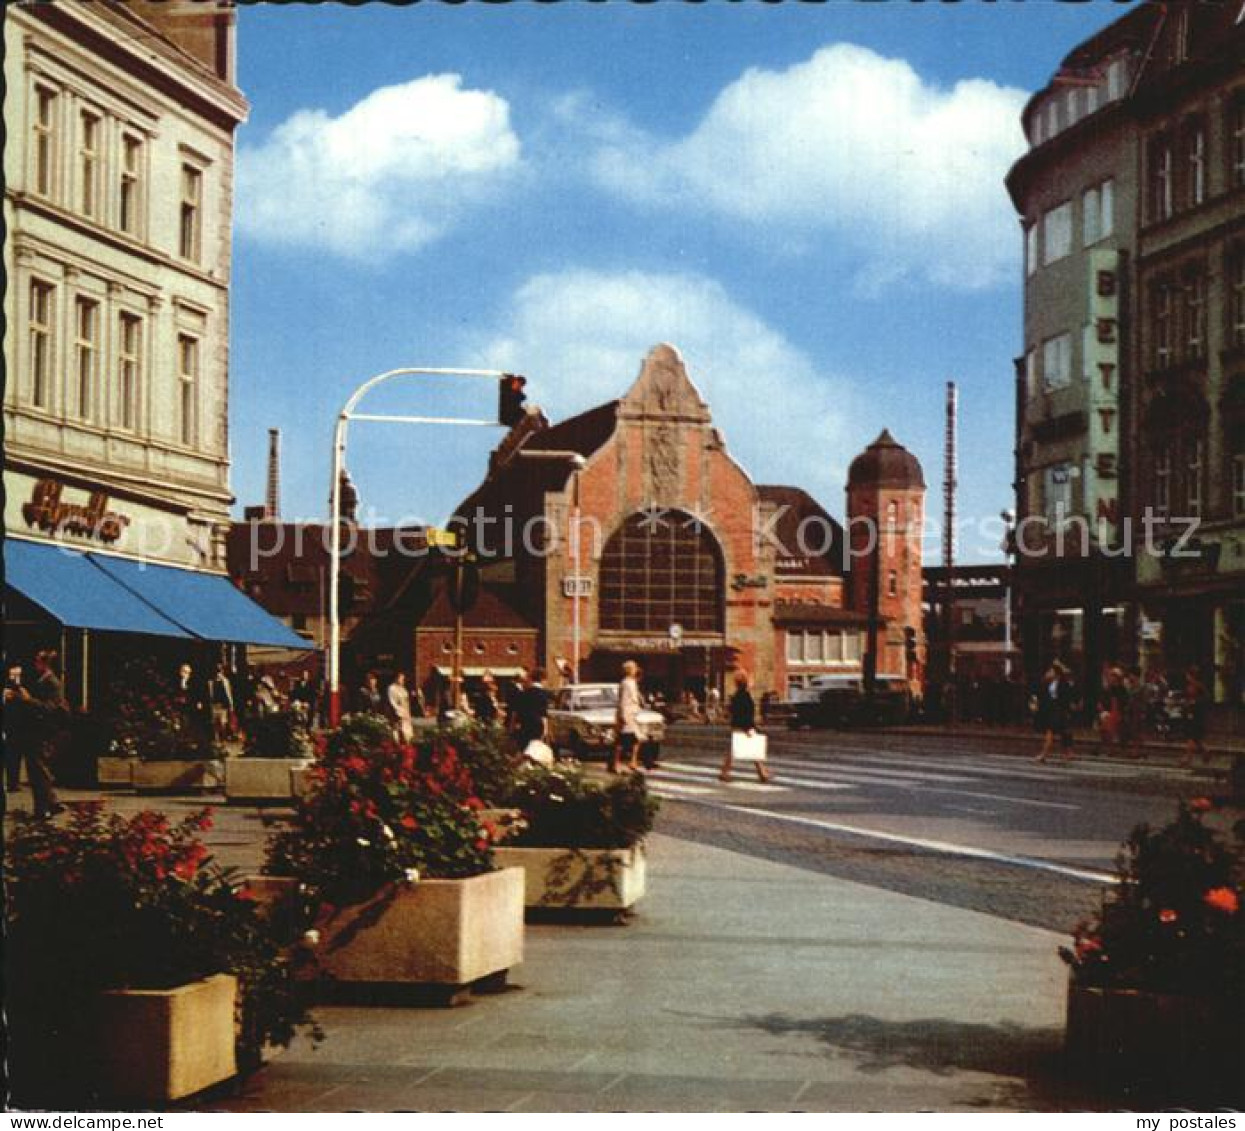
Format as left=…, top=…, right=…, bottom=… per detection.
left=133, top=759, right=223, bottom=793
left=315, top=867, right=524, bottom=992
left=494, top=844, right=647, bottom=910
left=225, top=757, right=311, bottom=803
left=290, top=764, right=316, bottom=799
left=13, top=974, right=238, bottom=1105
left=97, top=756, right=137, bottom=787
left=1065, top=982, right=1241, bottom=1095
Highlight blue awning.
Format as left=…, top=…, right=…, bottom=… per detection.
left=89, top=554, right=310, bottom=650
left=3, top=539, right=192, bottom=639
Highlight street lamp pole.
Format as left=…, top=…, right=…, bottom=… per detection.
left=516, top=449, right=587, bottom=683
left=328, top=366, right=517, bottom=726
left=1001, top=509, right=1016, bottom=680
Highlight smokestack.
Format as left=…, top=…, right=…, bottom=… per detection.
left=943, top=381, right=958, bottom=678
left=265, top=428, right=281, bottom=520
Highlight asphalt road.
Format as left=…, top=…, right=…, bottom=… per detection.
left=646, top=725, right=1230, bottom=933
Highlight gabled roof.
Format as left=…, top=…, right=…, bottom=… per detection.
left=756, top=485, right=844, bottom=578
left=457, top=400, right=620, bottom=525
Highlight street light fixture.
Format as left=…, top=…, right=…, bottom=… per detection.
left=516, top=449, right=588, bottom=684
left=327, top=366, right=522, bottom=725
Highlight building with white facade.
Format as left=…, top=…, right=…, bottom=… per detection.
left=3, top=1, right=304, bottom=707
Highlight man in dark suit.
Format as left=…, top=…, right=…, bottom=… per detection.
left=512, top=666, right=550, bottom=750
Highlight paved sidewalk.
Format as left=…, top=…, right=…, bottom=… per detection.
left=196, top=832, right=1086, bottom=1113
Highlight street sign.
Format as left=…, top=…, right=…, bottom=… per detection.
left=563, top=576, right=593, bottom=598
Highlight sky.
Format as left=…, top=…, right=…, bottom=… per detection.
left=228, top=0, right=1129, bottom=563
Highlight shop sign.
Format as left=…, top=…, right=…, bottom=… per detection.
left=22, top=478, right=130, bottom=543
left=1086, top=250, right=1120, bottom=545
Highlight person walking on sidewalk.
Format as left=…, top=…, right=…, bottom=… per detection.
left=720, top=670, right=771, bottom=784
left=4, top=662, right=33, bottom=792
left=1180, top=666, right=1210, bottom=768
left=612, top=659, right=643, bottom=774
left=1036, top=661, right=1076, bottom=764
left=27, top=650, right=66, bottom=819
left=387, top=671, right=415, bottom=744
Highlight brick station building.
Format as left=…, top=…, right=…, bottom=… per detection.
left=449, top=344, right=926, bottom=702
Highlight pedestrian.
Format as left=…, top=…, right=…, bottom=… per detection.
left=720, top=670, right=771, bottom=784
left=470, top=672, right=502, bottom=726
left=27, top=650, right=66, bottom=819
left=4, top=661, right=33, bottom=792
left=1096, top=666, right=1127, bottom=752
left=706, top=684, right=722, bottom=725
left=289, top=669, right=316, bottom=726
left=612, top=659, right=643, bottom=774
left=512, top=666, right=551, bottom=761
left=1036, top=661, right=1076, bottom=764
left=1180, top=666, right=1209, bottom=768
left=254, top=672, right=281, bottom=716
left=356, top=671, right=383, bottom=715
left=1121, top=668, right=1146, bottom=758
left=387, top=671, right=415, bottom=743
left=208, top=663, right=236, bottom=741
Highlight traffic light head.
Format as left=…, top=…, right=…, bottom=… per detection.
left=498, top=373, right=528, bottom=427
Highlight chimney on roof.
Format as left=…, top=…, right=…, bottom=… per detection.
left=265, top=428, right=281, bottom=520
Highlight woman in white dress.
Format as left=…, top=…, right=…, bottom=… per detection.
left=387, top=671, right=415, bottom=743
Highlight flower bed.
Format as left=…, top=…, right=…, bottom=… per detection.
left=491, top=763, right=658, bottom=913
left=1060, top=800, right=1243, bottom=1102
left=5, top=804, right=318, bottom=1106
left=263, top=715, right=522, bottom=999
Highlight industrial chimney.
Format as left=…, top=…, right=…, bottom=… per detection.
left=265, top=428, right=281, bottom=520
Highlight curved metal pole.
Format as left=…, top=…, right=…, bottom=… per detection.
left=328, top=366, right=509, bottom=725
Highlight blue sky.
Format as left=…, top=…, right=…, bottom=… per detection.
left=229, top=0, right=1127, bottom=563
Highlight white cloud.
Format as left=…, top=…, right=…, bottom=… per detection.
left=470, top=269, right=858, bottom=504
left=237, top=75, right=520, bottom=257
left=591, top=44, right=1028, bottom=289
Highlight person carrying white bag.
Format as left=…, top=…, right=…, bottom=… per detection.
left=720, top=670, right=771, bottom=784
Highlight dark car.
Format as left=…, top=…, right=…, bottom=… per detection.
left=785, top=674, right=911, bottom=728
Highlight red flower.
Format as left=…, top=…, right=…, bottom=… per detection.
left=1188, top=797, right=1213, bottom=813
left=400, top=815, right=419, bottom=831
left=1159, top=908, right=1179, bottom=924
left=1204, top=887, right=1240, bottom=915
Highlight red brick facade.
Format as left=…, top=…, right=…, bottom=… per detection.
left=456, top=345, right=925, bottom=701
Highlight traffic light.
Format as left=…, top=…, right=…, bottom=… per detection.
left=498, top=373, right=528, bottom=427
left=904, top=626, right=918, bottom=664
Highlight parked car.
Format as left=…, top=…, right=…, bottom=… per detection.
left=784, top=674, right=911, bottom=729
left=547, top=683, right=666, bottom=761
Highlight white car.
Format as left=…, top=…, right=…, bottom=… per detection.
left=548, top=683, right=666, bottom=760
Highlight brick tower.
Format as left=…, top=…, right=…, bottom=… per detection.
left=846, top=430, right=926, bottom=686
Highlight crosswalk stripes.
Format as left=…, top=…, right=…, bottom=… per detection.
left=651, top=758, right=1081, bottom=811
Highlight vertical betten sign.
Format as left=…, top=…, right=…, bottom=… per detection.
left=1086, top=248, right=1120, bottom=546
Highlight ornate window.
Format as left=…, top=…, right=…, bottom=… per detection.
left=1183, top=119, right=1206, bottom=208
left=73, top=297, right=99, bottom=421
left=29, top=279, right=54, bottom=410
left=32, top=85, right=57, bottom=198
left=117, top=312, right=142, bottom=431
left=598, top=510, right=724, bottom=635
left=1184, top=268, right=1207, bottom=360
left=1229, top=248, right=1245, bottom=350
left=1150, top=134, right=1174, bottom=223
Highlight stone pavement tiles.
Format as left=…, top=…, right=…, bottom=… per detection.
left=198, top=832, right=1085, bottom=1113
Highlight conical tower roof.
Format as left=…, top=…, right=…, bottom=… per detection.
left=847, top=429, right=925, bottom=490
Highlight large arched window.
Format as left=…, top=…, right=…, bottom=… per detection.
left=598, top=510, right=725, bottom=634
